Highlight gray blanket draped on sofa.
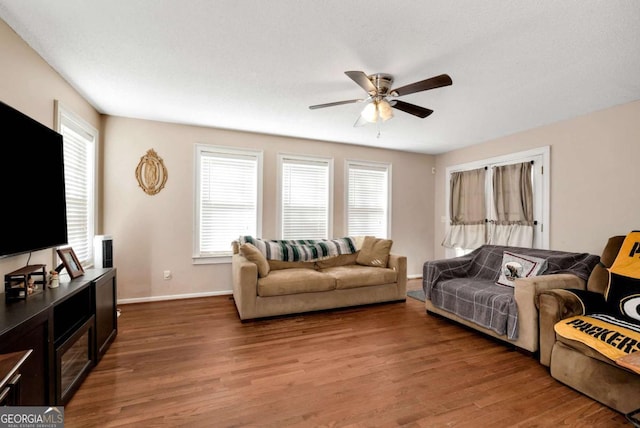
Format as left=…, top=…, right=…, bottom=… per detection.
left=423, top=245, right=600, bottom=339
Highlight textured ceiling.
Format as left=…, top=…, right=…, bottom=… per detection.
left=1, top=1, right=639, bottom=154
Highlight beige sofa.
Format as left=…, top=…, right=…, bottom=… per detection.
left=423, top=245, right=600, bottom=354
left=425, top=273, right=585, bottom=353
left=231, top=237, right=407, bottom=321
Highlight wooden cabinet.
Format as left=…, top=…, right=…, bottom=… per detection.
left=0, top=350, right=32, bottom=406
left=94, top=268, right=117, bottom=361
left=0, top=267, right=117, bottom=405
left=0, top=308, right=49, bottom=404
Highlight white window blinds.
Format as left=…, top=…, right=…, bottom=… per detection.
left=347, top=161, right=390, bottom=238
left=196, top=146, right=261, bottom=256
left=57, top=103, right=96, bottom=266
left=280, top=155, right=332, bottom=240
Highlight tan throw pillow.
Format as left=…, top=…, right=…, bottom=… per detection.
left=315, top=252, right=359, bottom=269
left=356, top=236, right=393, bottom=267
left=268, top=260, right=316, bottom=271
left=240, top=243, right=270, bottom=278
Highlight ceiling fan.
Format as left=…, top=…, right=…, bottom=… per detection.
left=309, top=71, right=452, bottom=126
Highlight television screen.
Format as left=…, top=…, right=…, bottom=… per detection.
left=0, top=101, right=68, bottom=258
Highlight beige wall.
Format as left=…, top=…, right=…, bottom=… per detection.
left=1, top=17, right=435, bottom=301
left=0, top=19, right=101, bottom=276
left=4, top=16, right=640, bottom=302
left=434, top=100, right=640, bottom=259
left=102, top=117, right=435, bottom=300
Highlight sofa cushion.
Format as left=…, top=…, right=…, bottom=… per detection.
left=321, top=265, right=397, bottom=290
left=555, top=331, right=619, bottom=367
left=496, top=251, right=547, bottom=287
left=268, top=260, right=316, bottom=271
left=315, top=252, right=359, bottom=269
left=356, top=236, right=393, bottom=267
left=240, top=243, right=270, bottom=278
left=257, top=268, right=336, bottom=296
left=554, top=313, right=640, bottom=361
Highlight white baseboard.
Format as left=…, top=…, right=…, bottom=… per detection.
left=118, top=289, right=233, bottom=305
left=118, top=275, right=423, bottom=305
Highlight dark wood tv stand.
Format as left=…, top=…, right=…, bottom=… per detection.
left=0, top=267, right=117, bottom=405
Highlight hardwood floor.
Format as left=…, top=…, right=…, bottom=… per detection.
left=65, top=279, right=629, bottom=427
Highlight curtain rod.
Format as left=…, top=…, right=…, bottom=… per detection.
left=484, top=160, right=534, bottom=170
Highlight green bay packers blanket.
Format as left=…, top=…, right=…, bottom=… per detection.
left=605, top=230, right=640, bottom=323
left=555, top=230, right=640, bottom=364
left=555, top=314, right=640, bottom=360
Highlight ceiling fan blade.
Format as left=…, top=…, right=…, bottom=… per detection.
left=391, top=100, right=434, bottom=118
left=309, top=99, right=362, bottom=109
left=345, top=71, right=377, bottom=94
left=390, top=74, right=452, bottom=97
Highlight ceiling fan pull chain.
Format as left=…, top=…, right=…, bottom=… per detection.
left=377, top=121, right=381, bottom=139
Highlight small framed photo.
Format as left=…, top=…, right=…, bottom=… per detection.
left=56, top=247, right=84, bottom=279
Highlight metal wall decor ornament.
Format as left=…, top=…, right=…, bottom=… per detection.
left=135, top=148, right=168, bottom=195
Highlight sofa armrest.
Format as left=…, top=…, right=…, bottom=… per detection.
left=388, top=254, right=407, bottom=297
left=537, top=288, right=588, bottom=366
left=516, top=273, right=586, bottom=303
left=232, top=253, right=258, bottom=320
left=512, top=273, right=585, bottom=355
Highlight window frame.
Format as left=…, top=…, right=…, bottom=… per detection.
left=345, top=159, right=392, bottom=239
left=443, top=146, right=550, bottom=257
left=54, top=100, right=98, bottom=268
left=277, top=153, right=333, bottom=240
left=193, top=144, right=263, bottom=264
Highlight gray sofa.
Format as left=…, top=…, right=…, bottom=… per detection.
left=423, top=245, right=600, bottom=353
left=231, top=237, right=407, bottom=321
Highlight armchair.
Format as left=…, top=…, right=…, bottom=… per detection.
left=537, top=235, right=640, bottom=414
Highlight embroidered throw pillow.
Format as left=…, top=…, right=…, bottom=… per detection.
left=496, top=251, right=547, bottom=287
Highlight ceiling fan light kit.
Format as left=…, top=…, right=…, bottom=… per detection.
left=309, top=71, right=452, bottom=126
left=361, top=99, right=393, bottom=123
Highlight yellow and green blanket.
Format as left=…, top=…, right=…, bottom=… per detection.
left=555, top=314, right=640, bottom=360
left=555, top=230, right=640, bottom=363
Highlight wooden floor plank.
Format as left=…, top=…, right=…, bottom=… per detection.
left=64, top=280, right=629, bottom=427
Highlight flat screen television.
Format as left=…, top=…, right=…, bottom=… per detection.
left=0, top=101, right=68, bottom=259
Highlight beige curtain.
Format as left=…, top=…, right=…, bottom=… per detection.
left=442, top=168, right=487, bottom=249
left=489, top=162, right=534, bottom=247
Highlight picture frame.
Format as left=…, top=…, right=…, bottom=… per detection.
left=56, top=247, right=84, bottom=279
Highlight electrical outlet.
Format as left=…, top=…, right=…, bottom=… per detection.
left=163, top=270, right=172, bottom=280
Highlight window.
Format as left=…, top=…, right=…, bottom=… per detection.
left=346, top=160, right=391, bottom=238
left=279, top=154, right=333, bottom=240
left=194, top=145, right=262, bottom=260
left=443, top=146, right=550, bottom=257
left=55, top=101, right=97, bottom=267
